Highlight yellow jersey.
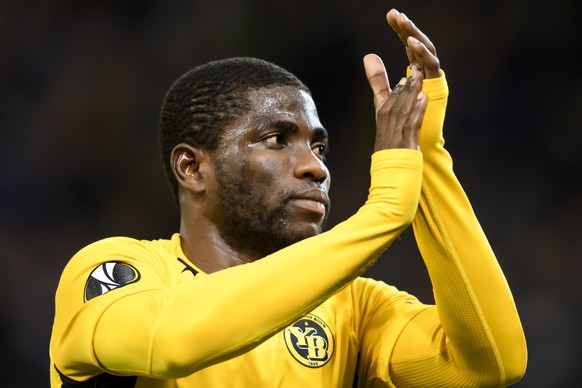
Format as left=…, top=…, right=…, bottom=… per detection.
left=50, top=73, right=527, bottom=387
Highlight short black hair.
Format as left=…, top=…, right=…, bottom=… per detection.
left=159, top=57, right=310, bottom=207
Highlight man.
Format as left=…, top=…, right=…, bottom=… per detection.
left=50, top=9, right=527, bottom=387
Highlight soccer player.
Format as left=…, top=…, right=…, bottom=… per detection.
left=50, top=9, right=527, bottom=387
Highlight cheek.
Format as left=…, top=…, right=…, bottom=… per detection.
left=247, top=154, right=289, bottom=195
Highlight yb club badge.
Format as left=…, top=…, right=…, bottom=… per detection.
left=284, top=314, right=334, bottom=368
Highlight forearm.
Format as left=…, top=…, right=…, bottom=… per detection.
left=94, top=149, right=423, bottom=378
left=401, top=74, right=526, bottom=385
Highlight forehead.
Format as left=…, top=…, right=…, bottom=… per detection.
left=242, top=85, right=322, bottom=129
left=219, top=85, right=324, bottom=146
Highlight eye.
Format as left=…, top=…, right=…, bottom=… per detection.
left=312, top=143, right=328, bottom=159
left=263, top=133, right=285, bottom=147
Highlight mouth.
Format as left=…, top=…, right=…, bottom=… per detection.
left=289, top=189, right=329, bottom=216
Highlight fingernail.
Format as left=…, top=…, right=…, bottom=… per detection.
left=409, top=36, right=419, bottom=45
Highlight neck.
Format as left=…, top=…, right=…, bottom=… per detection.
left=179, top=219, right=261, bottom=274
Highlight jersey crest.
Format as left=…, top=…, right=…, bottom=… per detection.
left=284, top=313, right=334, bottom=368
left=84, top=261, right=140, bottom=302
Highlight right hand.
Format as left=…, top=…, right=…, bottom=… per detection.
left=363, top=57, right=427, bottom=152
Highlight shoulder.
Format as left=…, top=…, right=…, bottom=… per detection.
left=350, top=276, right=398, bottom=294
left=348, top=277, right=422, bottom=308
left=60, top=236, right=175, bottom=287
left=67, top=235, right=178, bottom=266
left=328, top=277, right=402, bottom=309
left=74, top=236, right=163, bottom=255
left=56, top=236, right=177, bottom=303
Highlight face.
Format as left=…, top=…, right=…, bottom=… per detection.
left=209, top=86, right=331, bottom=258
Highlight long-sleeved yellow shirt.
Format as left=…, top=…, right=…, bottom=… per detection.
left=49, top=72, right=527, bottom=387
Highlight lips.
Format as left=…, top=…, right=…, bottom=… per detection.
left=289, top=188, right=329, bottom=216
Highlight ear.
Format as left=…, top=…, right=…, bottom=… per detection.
left=171, top=143, right=211, bottom=194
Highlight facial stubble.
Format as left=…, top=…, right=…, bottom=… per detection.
left=214, top=161, right=330, bottom=260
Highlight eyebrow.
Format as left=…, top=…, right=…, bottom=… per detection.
left=266, top=120, right=328, bottom=140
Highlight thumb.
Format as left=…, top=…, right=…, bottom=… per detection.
left=363, top=54, right=391, bottom=109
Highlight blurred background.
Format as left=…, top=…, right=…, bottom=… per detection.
left=1, top=0, right=580, bottom=386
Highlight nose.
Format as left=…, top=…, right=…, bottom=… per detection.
left=294, top=145, right=329, bottom=185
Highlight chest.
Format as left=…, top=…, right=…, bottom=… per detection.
left=174, top=293, right=360, bottom=387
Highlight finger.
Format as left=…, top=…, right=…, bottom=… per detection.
left=392, top=66, right=424, bottom=110
left=387, top=9, right=410, bottom=48
left=363, top=54, right=391, bottom=109
left=403, top=92, right=427, bottom=150
left=396, top=12, right=437, bottom=56
left=392, top=71, right=424, bottom=133
left=373, top=76, right=407, bottom=152
left=407, top=37, right=441, bottom=79
left=387, top=9, right=439, bottom=72
left=386, top=70, right=422, bottom=149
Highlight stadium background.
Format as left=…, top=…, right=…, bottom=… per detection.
left=1, top=1, right=580, bottom=386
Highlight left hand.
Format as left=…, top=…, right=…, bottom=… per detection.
left=387, top=9, right=441, bottom=79
left=363, top=9, right=441, bottom=127
left=363, top=9, right=447, bottom=152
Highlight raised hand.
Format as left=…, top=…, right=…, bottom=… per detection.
left=387, top=9, right=441, bottom=79
left=363, top=56, right=427, bottom=152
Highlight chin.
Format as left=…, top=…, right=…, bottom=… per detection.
left=289, top=223, right=323, bottom=242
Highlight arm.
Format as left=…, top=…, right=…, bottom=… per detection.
left=365, top=9, right=527, bottom=387
left=51, top=72, right=427, bottom=380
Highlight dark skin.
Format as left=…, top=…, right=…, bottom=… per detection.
left=173, top=87, right=331, bottom=273
left=172, top=8, right=436, bottom=274
left=364, top=9, right=441, bottom=122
